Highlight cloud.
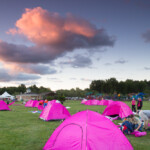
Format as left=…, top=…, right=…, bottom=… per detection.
left=144, top=67, right=150, bottom=70
left=3, top=63, right=57, bottom=75
left=115, top=59, right=127, bottom=64
left=81, top=78, right=92, bottom=82
left=0, top=68, right=40, bottom=82
left=0, top=7, right=115, bottom=80
left=6, top=7, right=114, bottom=61
left=8, top=7, right=115, bottom=49
left=60, top=55, right=92, bottom=68
left=142, top=30, right=150, bottom=42
left=104, top=63, right=112, bottom=66
left=47, top=77, right=62, bottom=82
left=70, top=78, right=77, bottom=80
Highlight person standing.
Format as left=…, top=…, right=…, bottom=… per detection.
left=137, top=97, right=143, bottom=110
left=131, top=98, right=136, bottom=112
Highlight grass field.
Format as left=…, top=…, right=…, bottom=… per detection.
left=0, top=100, right=150, bottom=150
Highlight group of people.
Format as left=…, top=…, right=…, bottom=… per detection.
left=120, top=97, right=150, bottom=134
left=131, top=97, right=143, bottom=112
left=39, top=99, right=48, bottom=108
left=121, top=111, right=150, bottom=134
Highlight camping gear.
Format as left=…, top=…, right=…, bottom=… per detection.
left=43, top=110, right=133, bottom=150
left=103, top=101, right=133, bottom=118
left=131, top=131, right=147, bottom=137
left=0, top=100, right=11, bottom=111
left=39, top=102, right=71, bottom=121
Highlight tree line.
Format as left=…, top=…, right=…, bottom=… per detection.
left=0, top=84, right=51, bottom=95
left=0, top=78, right=150, bottom=98
left=90, top=78, right=150, bottom=95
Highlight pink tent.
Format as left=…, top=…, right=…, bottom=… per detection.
left=102, top=101, right=133, bottom=118
left=0, top=100, right=11, bottom=111
left=34, top=100, right=40, bottom=107
left=81, top=99, right=87, bottom=104
left=43, top=110, right=133, bottom=150
left=84, top=99, right=100, bottom=105
left=25, top=100, right=38, bottom=107
left=99, top=99, right=115, bottom=106
left=39, top=102, right=71, bottom=121
left=38, top=104, right=44, bottom=110
left=36, top=100, right=44, bottom=110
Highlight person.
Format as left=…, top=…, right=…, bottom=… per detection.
left=7, top=100, right=9, bottom=105
left=131, top=98, right=136, bottom=112
left=121, top=119, right=134, bottom=134
left=44, top=99, right=48, bottom=108
left=139, top=110, right=150, bottom=130
left=137, top=97, right=143, bottom=110
left=39, top=100, right=44, bottom=105
left=129, top=114, right=143, bottom=131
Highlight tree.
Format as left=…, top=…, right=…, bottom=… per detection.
left=58, top=94, right=66, bottom=104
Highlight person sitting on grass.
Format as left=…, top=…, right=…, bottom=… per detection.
left=139, top=110, right=150, bottom=131
left=121, top=118, right=134, bottom=134
left=129, top=114, right=143, bottom=131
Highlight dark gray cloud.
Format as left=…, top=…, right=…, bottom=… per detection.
left=0, top=41, right=55, bottom=64
left=142, top=30, right=150, bottom=42
left=115, top=59, right=127, bottom=64
left=60, top=55, right=92, bottom=68
left=144, top=67, right=150, bottom=70
left=0, top=69, right=40, bottom=82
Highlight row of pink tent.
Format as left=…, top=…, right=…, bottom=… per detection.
left=81, top=99, right=133, bottom=118
left=24, top=99, right=133, bottom=149
left=25, top=99, right=71, bottom=121
left=81, top=99, right=114, bottom=106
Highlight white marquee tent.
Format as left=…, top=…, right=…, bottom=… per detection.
left=0, top=91, right=15, bottom=100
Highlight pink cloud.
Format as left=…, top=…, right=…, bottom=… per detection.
left=0, top=7, right=115, bottom=80
left=8, top=7, right=114, bottom=49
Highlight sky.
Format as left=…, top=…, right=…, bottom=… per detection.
left=0, top=0, right=150, bottom=91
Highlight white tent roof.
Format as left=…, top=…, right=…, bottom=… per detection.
left=0, top=91, right=14, bottom=99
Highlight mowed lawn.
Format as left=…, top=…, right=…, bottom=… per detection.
left=0, top=100, right=150, bottom=150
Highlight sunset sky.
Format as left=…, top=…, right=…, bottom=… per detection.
left=0, top=0, right=150, bottom=90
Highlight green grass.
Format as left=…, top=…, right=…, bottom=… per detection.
left=0, top=100, right=150, bottom=150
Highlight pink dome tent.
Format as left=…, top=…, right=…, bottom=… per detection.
left=99, top=99, right=115, bottom=106
left=0, top=100, right=11, bottom=111
left=39, top=102, right=71, bottom=121
left=84, top=99, right=100, bottom=105
left=34, top=100, right=40, bottom=107
left=102, top=101, right=133, bottom=118
left=25, top=100, right=38, bottom=107
left=43, top=110, right=133, bottom=150
left=36, top=100, right=44, bottom=110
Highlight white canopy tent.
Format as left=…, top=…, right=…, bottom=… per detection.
left=0, top=91, right=15, bottom=100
